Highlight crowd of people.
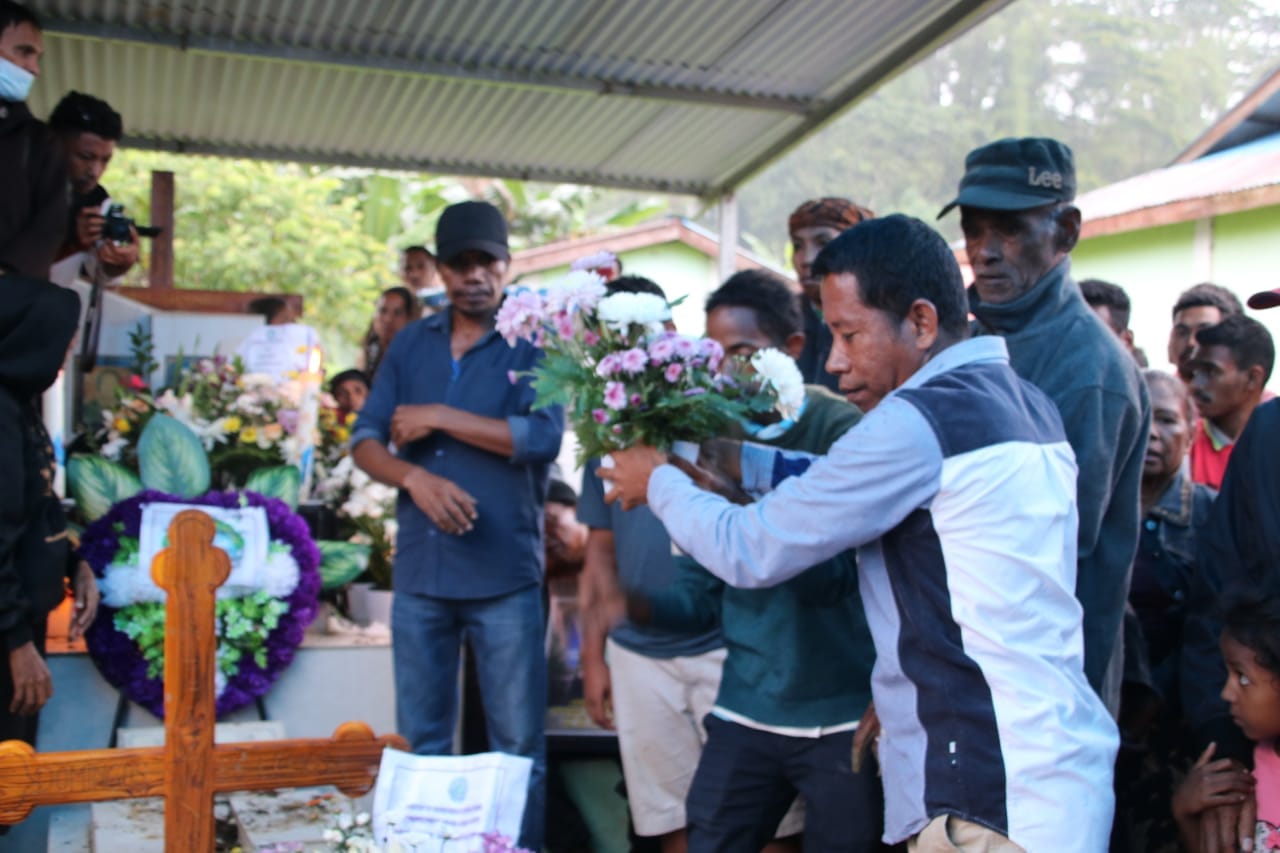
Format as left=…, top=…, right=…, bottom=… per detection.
left=5, top=1, right=1280, bottom=851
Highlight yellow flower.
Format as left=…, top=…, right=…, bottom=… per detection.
left=239, top=426, right=258, bottom=444
left=223, top=415, right=242, bottom=433
left=114, top=417, right=131, bottom=434
left=335, top=427, right=350, bottom=444
left=343, top=412, right=357, bottom=427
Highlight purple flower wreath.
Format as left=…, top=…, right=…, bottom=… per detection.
left=80, top=489, right=322, bottom=718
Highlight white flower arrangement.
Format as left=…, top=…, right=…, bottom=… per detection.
left=750, top=348, right=806, bottom=420
left=595, top=291, right=671, bottom=333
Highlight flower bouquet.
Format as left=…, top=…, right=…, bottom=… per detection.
left=313, top=455, right=398, bottom=590
left=91, top=355, right=312, bottom=489
left=496, top=271, right=799, bottom=464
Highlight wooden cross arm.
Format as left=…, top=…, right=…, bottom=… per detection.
left=0, top=722, right=407, bottom=823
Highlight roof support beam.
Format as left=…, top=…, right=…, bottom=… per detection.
left=43, top=20, right=816, bottom=114
left=120, top=135, right=714, bottom=196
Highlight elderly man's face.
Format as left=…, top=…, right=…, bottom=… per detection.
left=821, top=271, right=929, bottom=412
left=960, top=204, right=1067, bottom=305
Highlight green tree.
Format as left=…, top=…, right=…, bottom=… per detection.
left=109, top=152, right=399, bottom=367
left=733, top=0, right=1280, bottom=256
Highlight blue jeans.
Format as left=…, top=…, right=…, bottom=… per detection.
left=392, top=586, right=547, bottom=850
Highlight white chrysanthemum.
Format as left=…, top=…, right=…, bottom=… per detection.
left=101, top=434, right=128, bottom=460
left=543, top=270, right=607, bottom=314
left=596, top=292, right=670, bottom=331
left=257, top=549, right=301, bottom=599
left=751, top=348, right=805, bottom=420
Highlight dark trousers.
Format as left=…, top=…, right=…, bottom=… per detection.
left=687, top=714, right=886, bottom=853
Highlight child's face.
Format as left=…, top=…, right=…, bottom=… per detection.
left=335, top=379, right=368, bottom=413
left=1220, top=632, right=1280, bottom=742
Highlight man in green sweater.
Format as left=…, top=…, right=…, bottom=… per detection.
left=633, top=270, right=883, bottom=851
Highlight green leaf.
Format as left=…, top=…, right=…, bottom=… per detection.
left=316, top=540, right=371, bottom=590
left=67, top=455, right=144, bottom=521
left=136, top=414, right=211, bottom=498
left=244, top=465, right=302, bottom=509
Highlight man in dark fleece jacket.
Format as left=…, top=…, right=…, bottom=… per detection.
left=939, top=137, right=1149, bottom=714
left=0, top=3, right=67, bottom=280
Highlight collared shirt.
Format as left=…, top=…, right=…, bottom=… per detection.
left=648, top=336, right=1118, bottom=849
left=350, top=310, right=564, bottom=599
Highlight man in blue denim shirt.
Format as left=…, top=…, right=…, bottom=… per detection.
left=351, top=201, right=564, bottom=849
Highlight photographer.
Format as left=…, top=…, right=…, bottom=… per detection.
left=47, top=91, right=138, bottom=287
left=0, top=1, right=67, bottom=280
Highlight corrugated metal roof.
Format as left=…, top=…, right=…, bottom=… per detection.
left=1077, top=133, right=1280, bottom=222
left=26, top=0, right=1011, bottom=195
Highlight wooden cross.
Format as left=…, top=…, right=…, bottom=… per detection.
left=0, top=509, right=408, bottom=850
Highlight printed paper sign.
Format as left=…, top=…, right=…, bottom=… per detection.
left=372, top=749, right=531, bottom=848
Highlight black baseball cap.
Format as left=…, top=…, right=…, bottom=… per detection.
left=1248, top=288, right=1280, bottom=310
left=938, top=137, right=1076, bottom=218
left=435, top=201, right=509, bottom=265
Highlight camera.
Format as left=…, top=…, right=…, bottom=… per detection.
left=101, top=203, right=162, bottom=244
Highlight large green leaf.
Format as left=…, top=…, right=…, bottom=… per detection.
left=66, top=456, right=144, bottom=521
left=316, top=540, right=371, bottom=590
left=243, top=465, right=302, bottom=509
left=136, top=414, right=210, bottom=498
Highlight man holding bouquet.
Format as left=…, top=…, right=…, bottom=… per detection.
left=351, top=200, right=564, bottom=851
left=599, top=216, right=1118, bottom=852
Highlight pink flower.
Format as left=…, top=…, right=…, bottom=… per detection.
left=553, top=312, right=575, bottom=341
left=630, top=393, right=643, bottom=407
left=664, top=362, right=683, bottom=382
left=595, top=353, right=621, bottom=377
left=494, top=289, right=546, bottom=345
left=592, top=408, right=610, bottom=424
left=619, top=347, right=649, bottom=375
left=673, top=336, right=699, bottom=360
left=648, top=336, right=677, bottom=364
left=604, top=381, right=628, bottom=410
left=507, top=370, right=518, bottom=385
left=698, top=338, right=724, bottom=371
left=583, top=331, right=600, bottom=346
left=127, top=374, right=147, bottom=390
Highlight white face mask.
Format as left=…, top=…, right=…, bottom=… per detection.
left=0, top=56, right=34, bottom=102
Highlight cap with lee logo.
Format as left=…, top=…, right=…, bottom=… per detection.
left=435, top=201, right=510, bottom=265
left=938, top=137, right=1076, bottom=219
left=1248, top=288, right=1280, bottom=310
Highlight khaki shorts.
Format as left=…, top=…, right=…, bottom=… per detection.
left=606, top=639, right=804, bottom=838
left=908, top=815, right=1025, bottom=853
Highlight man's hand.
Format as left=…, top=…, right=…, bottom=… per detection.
left=581, top=653, right=614, bottom=730
left=68, top=561, right=100, bottom=642
left=668, top=456, right=753, bottom=505
left=852, top=701, right=881, bottom=773
left=402, top=468, right=477, bottom=534
left=74, top=208, right=103, bottom=251
left=391, top=404, right=443, bottom=446
left=97, top=226, right=139, bottom=274
left=598, top=445, right=668, bottom=510
left=9, top=642, right=53, bottom=715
